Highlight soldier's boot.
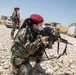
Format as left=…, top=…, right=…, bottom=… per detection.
left=34, top=63, right=45, bottom=73
left=11, top=31, right=14, bottom=40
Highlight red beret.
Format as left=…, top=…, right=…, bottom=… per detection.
left=14, top=7, right=20, bottom=10
left=30, top=14, right=44, bottom=24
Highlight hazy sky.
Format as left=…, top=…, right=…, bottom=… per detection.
left=0, top=0, right=76, bottom=26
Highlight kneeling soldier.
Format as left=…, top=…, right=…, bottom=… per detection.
left=11, top=14, right=49, bottom=75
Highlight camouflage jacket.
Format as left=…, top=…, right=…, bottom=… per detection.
left=11, top=28, right=42, bottom=58
left=11, top=11, right=20, bottom=22
left=12, top=11, right=20, bottom=18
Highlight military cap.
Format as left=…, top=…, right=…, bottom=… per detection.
left=30, top=14, right=44, bottom=24
left=14, top=7, right=20, bottom=10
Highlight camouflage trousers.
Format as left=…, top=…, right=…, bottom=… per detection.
left=11, top=48, right=44, bottom=75
left=11, top=22, right=17, bottom=38
left=11, top=55, right=35, bottom=75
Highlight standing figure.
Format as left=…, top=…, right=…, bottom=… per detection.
left=11, top=7, right=20, bottom=39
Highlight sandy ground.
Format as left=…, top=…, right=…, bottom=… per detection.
left=0, top=24, right=76, bottom=75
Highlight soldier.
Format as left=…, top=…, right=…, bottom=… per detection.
left=11, top=7, right=20, bottom=39
left=11, top=14, right=49, bottom=75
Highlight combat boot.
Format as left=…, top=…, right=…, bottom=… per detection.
left=34, top=63, right=45, bottom=73
left=11, top=32, right=14, bottom=40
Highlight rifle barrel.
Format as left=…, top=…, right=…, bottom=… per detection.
left=68, top=43, right=73, bottom=45
left=61, top=38, right=73, bottom=45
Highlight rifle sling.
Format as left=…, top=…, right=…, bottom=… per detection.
left=57, top=42, right=59, bottom=54
left=57, top=43, right=67, bottom=59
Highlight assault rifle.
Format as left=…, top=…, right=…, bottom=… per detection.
left=40, top=27, right=73, bottom=59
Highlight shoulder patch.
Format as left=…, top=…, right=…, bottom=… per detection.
left=20, top=28, right=26, bottom=38
left=21, top=33, right=25, bottom=37
left=26, top=34, right=30, bottom=39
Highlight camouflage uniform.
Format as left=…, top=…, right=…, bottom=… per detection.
left=11, top=10, right=20, bottom=39
left=11, top=27, right=44, bottom=75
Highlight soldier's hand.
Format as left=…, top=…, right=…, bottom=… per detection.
left=41, top=36, right=49, bottom=43
left=56, top=38, right=62, bottom=42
